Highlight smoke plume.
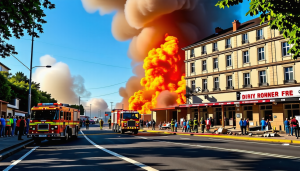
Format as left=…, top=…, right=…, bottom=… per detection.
left=82, top=0, right=240, bottom=111
left=33, top=55, right=91, bottom=104
left=84, top=98, right=109, bottom=118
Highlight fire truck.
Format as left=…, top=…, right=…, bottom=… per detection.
left=111, top=109, right=140, bottom=134
left=28, top=103, right=80, bottom=143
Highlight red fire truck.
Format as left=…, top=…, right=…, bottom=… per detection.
left=111, top=109, right=140, bottom=134
left=28, top=103, right=80, bottom=143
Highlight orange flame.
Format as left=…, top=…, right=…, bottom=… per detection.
left=129, top=34, right=186, bottom=114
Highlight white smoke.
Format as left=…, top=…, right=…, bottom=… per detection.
left=83, top=98, right=109, bottom=118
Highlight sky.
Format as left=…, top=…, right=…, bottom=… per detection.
left=0, top=0, right=258, bottom=117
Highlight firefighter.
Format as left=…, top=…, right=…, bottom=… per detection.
left=99, top=119, right=104, bottom=130
left=108, top=117, right=111, bottom=129
left=85, top=118, right=90, bottom=130
left=193, top=118, right=199, bottom=133
left=189, top=119, right=193, bottom=132
left=171, top=119, right=175, bottom=132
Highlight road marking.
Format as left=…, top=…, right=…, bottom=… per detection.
left=79, top=133, right=118, bottom=136
left=3, top=146, right=39, bottom=171
left=139, top=137, right=148, bottom=139
left=283, top=143, right=290, bottom=146
left=81, top=131, right=158, bottom=171
left=180, top=137, right=190, bottom=139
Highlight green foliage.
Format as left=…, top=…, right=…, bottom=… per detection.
left=70, top=104, right=85, bottom=116
left=0, top=71, right=57, bottom=111
left=216, top=0, right=300, bottom=59
left=0, top=0, right=55, bottom=58
left=0, top=72, right=11, bottom=101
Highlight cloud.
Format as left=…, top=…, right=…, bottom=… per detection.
left=84, top=98, right=108, bottom=118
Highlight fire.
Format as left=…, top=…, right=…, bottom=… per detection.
left=128, top=34, right=186, bottom=114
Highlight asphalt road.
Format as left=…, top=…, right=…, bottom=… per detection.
left=1, top=124, right=300, bottom=171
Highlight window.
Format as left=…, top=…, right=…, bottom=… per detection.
left=282, top=42, right=290, bottom=56
left=202, top=46, right=206, bottom=54
left=226, top=39, right=231, bottom=48
left=243, top=106, right=253, bottom=120
left=202, top=79, right=207, bottom=90
left=191, top=63, right=195, bottom=73
left=257, top=29, right=263, bottom=40
left=284, top=67, right=293, bottom=82
left=191, top=80, right=195, bottom=92
left=258, top=47, right=265, bottom=60
left=242, top=33, right=248, bottom=44
left=213, top=58, right=218, bottom=69
left=284, top=104, right=300, bottom=119
left=260, top=105, right=273, bottom=121
left=202, top=60, right=207, bottom=71
left=213, top=42, right=218, bottom=51
left=226, top=55, right=232, bottom=67
left=227, top=75, right=233, bottom=88
left=190, top=49, right=195, bottom=57
left=243, top=51, right=249, bottom=63
left=214, top=77, right=219, bottom=89
left=259, top=70, right=267, bottom=85
left=244, top=73, right=250, bottom=86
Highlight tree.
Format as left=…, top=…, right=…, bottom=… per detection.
left=0, top=0, right=55, bottom=58
left=70, top=104, right=85, bottom=116
left=216, top=0, right=300, bottom=59
left=0, top=72, right=12, bottom=101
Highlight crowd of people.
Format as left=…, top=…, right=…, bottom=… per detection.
left=284, top=117, right=299, bottom=138
left=0, top=115, right=29, bottom=140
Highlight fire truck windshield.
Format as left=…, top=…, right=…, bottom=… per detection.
left=31, top=110, right=59, bottom=120
left=123, top=113, right=139, bottom=119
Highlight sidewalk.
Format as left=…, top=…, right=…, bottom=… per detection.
left=140, top=127, right=300, bottom=144
left=0, top=135, right=32, bottom=153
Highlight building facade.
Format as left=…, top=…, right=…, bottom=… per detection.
left=182, top=18, right=300, bottom=130
left=0, top=62, right=10, bottom=72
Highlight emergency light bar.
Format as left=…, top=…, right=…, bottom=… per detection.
left=37, top=103, right=70, bottom=107
left=122, top=110, right=139, bottom=113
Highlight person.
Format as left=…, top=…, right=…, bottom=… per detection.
left=159, top=121, right=162, bottom=130
left=99, top=119, right=104, bottom=130
left=239, top=118, right=244, bottom=135
left=200, top=117, right=205, bottom=133
left=295, top=119, right=299, bottom=139
left=170, top=119, right=175, bottom=132
left=193, top=118, right=198, bottom=133
left=108, top=117, right=111, bottom=129
left=189, top=119, right=193, bottom=132
left=246, top=118, right=249, bottom=133
left=11, top=116, right=16, bottom=136
left=243, top=118, right=247, bottom=135
left=210, top=117, right=214, bottom=128
left=18, top=117, right=25, bottom=140
left=187, top=120, right=190, bottom=132
left=291, top=117, right=297, bottom=136
left=175, top=121, right=178, bottom=132
left=149, top=120, right=152, bottom=129
left=0, top=115, right=5, bottom=137
left=16, top=116, right=21, bottom=135
left=182, top=120, right=187, bottom=132
left=266, top=119, right=272, bottom=131
left=152, top=119, right=156, bottom=130
left=206, top=118, right=211, bottom=132
left=284, top=118, right=290, bottom=135
left=261, top=118, right=266, bottom=131
left=82, top=119, right=85, bottom=126
left=85, top=118, right=90, bottom=130
left=80, top=119, right=82, bottom=127
left=5, top=116, right=12, bottom=137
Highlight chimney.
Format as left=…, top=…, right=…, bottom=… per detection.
left=215, top=27, right=223, bottom=34
left=232, top=20, right=241, bottom=32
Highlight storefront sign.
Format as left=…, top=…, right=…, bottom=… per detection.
left=240, top=86, right=300, bottom=100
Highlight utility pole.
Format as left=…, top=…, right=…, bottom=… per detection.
left=28, top=26, right=34, bottom=119
left=110, top=102, right=113, bottom=111
left=79, top=96, right=80, bottom=115
left=90, top=104, right=91, bottom=118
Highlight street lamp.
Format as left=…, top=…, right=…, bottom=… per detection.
left=28, top=65, right=51, bottom=118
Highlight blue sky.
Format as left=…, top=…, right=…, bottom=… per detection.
left=1, top=0, right=258, bottom=109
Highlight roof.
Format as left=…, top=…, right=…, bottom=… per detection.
left=0, top=62, right=11, bottom=70
left=182, top=17, right=263, bottom=50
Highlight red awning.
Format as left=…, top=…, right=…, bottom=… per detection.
left=150, top=106, right=177, bottom=111
left=179, top=99, right=275, bottom=108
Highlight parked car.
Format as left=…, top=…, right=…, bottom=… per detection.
left=89, top=119, right=95, bottom=124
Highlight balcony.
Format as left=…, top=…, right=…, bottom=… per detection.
left=242, top=39, right=249, bottom=44
left=213, top=88, right=220, bottom=91
left=201, top=51, right=207, bottom=55
left=243, top=84, right=252, bottom=88
left=190, top=53, right=195, bottom=57
left=226, top=86, right=234, bottom=90
left=256, top=36, right=264, bottom=40
left=284, top=80, right=297, bottom=84
left=212, top=48, right=218, bottom=52
left=258, top=82, right=269, bottom=87
left=202, top=89, right=209, bottom=93
left=225, top=44, right=231, bottom=48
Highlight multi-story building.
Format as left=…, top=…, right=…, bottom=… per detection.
left=0, top=62, right=11, bottom=72
left=181, top=17, right=300, bottom=130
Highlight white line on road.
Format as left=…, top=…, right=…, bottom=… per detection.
left=80, top=131, right=158, bottom=171
left=3, top=146, right=39, bottom=171
left=180, top=137, right=190, bottom=139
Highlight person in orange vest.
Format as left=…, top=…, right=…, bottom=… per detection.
left=206, top=118, right=211, bottom=132
left=5, top=116, right=12, bottom=137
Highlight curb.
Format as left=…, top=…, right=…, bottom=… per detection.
left=0, top=139, right=33, bottom=154
left=139, top=130, right=300, bottom=144
left=0, top=140, right=34, bottom=161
